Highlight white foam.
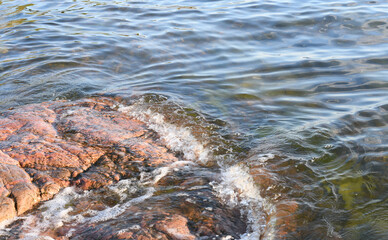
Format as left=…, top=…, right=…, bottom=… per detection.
left=129, top=224, right=141, bottom=230
left=119, top=104, right=211, bottom=164
left=211, top=164, right=277, bottom=240
left=257, top=153, right=275, bottom=164
left=151, top=166, right=170, bottom=184
left=0, top=217, right=17, bottom=237
left=86, top=160, right=196, bottom=224
left=140, top=160, right=196, bottom=185
left=221, top=236, right=234, bottom=240
left=10, top=178, right=156, bottom=239
left=109, top=178, right=148, bottom=199
left=87, top=160, right=198, bottom=225
left=88, top=186, right=155, bottom=223
left=18, top=187, right=86, bottom=240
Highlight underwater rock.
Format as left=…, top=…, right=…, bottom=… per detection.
left=69, top=212, right=197, bottom=240
left=30, top=169, right=246, bottom=240
left=154, top=214, right=196, bottom=240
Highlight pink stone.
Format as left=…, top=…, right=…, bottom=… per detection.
left=0, top=197, right=17, bottom=223
left=0, top=97, right=180, bottom=222
left=155, top=215, right=196, bottom=240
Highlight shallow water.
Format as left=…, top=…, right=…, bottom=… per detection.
left=1, top=0, right=388, bottom=239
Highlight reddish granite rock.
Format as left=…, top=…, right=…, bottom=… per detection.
left=69, top=212, right=197, bottom=240
left=0, top=151, right=40, bottom=218
left=273, top=200, right=299, bottom=238
left=0, top=197, right=16, bottom=223
left=0, top=97, right=179, bottom=223
left=1, top=164, right=247, bottom=240
left=10, top=182, right=40, bottom=215
left=154, top=214, right=196, bottom=240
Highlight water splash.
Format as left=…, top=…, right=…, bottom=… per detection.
left=212, top=164, right=277, bottom=240
left=18, top=187, right=86, bottom=239
left=119, top=100, right=211, bottom=164
left=120, top=97, right=280, bottom=239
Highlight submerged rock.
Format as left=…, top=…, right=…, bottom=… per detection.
left=0, top=97, right=247, bottom=239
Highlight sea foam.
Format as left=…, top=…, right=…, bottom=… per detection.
left=119, top=103, right=211, bottom=164
left=212, top=164, right=277, bottom=240
left=120, top=99, right=278, bottom=239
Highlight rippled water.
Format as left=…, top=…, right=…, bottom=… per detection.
left=1, top=0, right=388, bottom=239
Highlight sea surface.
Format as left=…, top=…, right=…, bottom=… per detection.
left=1, top=0, right=388, bottom=239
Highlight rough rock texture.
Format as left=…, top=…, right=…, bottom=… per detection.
left=0, top=97, right=248, bottom=239
left=0, top=150, right=40, bottom=217
left=62, top=167, right=246, bottom=240
left=0, top=197, right=16, bottom=223
left=0, top=97, right=179, bottom=220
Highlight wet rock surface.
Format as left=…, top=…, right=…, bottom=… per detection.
left=44, top=167, right=246, bottom=240
left=0, top=97, right=247, bottom=239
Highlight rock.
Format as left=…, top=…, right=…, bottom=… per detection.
left=272, top=200, right=299, bottom=238
left=55, top=166, right=247, bottom=240
left=10, top=182, right=40, bottom=215
left=0, top=96, right=258, bottom=239
left=0, top=197, right=17, bottom=223
left=0, top=154, right=40, bottom=215
left=248, top=156, right=300, bottom=239
left=40, top=181, right=61, bottom=201
left=0, top=97, right=181, bottom=220
left=0, top=185, right=10, bottom=198
left=154, top=214, right=196, bottom=240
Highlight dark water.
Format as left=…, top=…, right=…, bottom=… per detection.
left=1, top=0, right=388, bottom=239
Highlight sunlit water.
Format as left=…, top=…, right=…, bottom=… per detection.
left=1, top=0, right=388, bottom=239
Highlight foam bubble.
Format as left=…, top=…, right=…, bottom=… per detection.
left=119, top=104, right=210, bottom=163
left=221, top=236, right=234, bottom=240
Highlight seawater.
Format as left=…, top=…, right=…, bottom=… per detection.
left=1, top=0, right=388, bottom=239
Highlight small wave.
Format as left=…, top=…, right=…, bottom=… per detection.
left=18, top=187, right=86, bottom=239
left=212, top=164, right=277, bottom=240
left=119, top=99, right=211, bottom=164
left=120, top=97, right=281, bottom=239
left=88, top=185, right=155, bottom=224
